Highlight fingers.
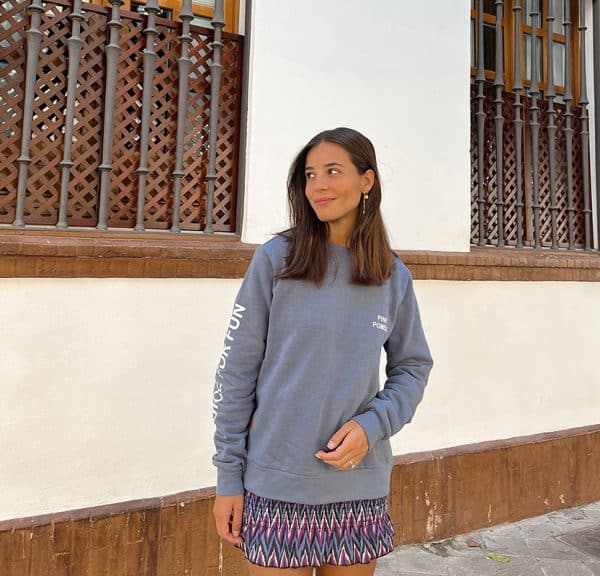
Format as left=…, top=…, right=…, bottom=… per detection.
left=316, top=440, right=362, bottom=468
left=231, top=498, right=244, bottom=544
left=213, top=495, right=245, bottom=546
left=316, top=422, right=369, bottom=470
left=325, top=421, right=354, bottom=451
left=319, top=449, right=361, bottom=469
left=215, top=509, right=237, bottom=544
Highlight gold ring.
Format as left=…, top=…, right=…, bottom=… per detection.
left=348, top=460, right=356, bottom=469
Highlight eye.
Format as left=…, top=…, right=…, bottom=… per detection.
left=329, top=168, right=339, bottom=174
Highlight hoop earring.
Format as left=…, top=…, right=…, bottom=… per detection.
left=362, top=191, right=369, bottom=215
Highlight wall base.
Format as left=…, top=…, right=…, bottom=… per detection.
left=1, top=425, right=598, bottom=575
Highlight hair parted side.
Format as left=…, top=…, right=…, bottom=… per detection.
left=273, top=126, right=397, bottom=287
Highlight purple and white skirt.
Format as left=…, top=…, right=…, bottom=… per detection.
left=233, top=490, right=395, bottom=568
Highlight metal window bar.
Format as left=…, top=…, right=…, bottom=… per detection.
left=0, top=0, right=241, bottom=235
left=470, top=0, right=597, bottom=251
left=594, top=0, right=600, bottom=249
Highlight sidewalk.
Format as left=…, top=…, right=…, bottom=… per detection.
left=376, top=500, right=600, bottom=576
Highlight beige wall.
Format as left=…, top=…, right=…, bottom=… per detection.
left=1, top=278, right=599, bottom=521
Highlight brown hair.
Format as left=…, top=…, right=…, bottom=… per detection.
left=273, top=127, right=396, bottom=287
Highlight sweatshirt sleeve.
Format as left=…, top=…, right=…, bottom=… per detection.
left=211, top=245, right=273, bottom=495
left=351, top=269, right=433, bottom=453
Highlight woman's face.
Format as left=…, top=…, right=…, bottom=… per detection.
left=304, top=141, right=374, bottom=233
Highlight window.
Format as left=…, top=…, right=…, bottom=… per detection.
left=470, top=0, right=594, bottom=251
left=131, top=1, right=173, bottom=19
left=470, top=0, right=580, bottom=104
left=98, top=0, right=240, bottom=33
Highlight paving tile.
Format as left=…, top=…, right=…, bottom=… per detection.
left=394, top=573, right=446, bottom=576
left=478, top=531, right=533, bottom=558
left=582, top=502, right=600, bottom=513
left=557, top=525, right=600, bottom=560
left=536, top=557, right=594, bottom=576
left=549, top=509, right=598, bottom=535
left=393, top=545, right=450, bottom=574
left=445, top=554, right=501, bottom=575
left=492, top=556, right=546, bottom=576
left=524, top=536, right=582, bottom=560
left=381, top=501, right=600, bottom=576
left=582, top=508, right=600, bottom=523
left=419, top=540, right=480, bottom=559
left=479, top=521, right=524, bottom=539
left=518, top=514, right=566, bottom=539
left=581, top=559, right=600, bottom=576
left=374, top=550, right=400, bottom=575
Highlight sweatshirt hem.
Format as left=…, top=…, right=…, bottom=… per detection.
left=243, top=459, right=392, bottom=505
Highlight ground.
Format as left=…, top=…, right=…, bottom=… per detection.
left=375, top=500, right=600, bottom=576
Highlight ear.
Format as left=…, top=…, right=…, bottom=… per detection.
left=362, top=169, right=375, bottom=192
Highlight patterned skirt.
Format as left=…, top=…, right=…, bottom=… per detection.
left=233, top=490, right=395, bottom=568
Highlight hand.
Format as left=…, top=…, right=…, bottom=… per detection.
left=314, top=419, right=369, bottom=471
left=213, top=493, right=244, bottom=545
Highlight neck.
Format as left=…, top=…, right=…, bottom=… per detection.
left=327, top=224, right=353, bottom=248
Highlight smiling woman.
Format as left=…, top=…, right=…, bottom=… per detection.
left=304, top=142, right=375, bottom=249
left=211, top=127, right=434, bottom=575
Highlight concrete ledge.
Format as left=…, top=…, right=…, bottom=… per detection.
left=1, top=230, right=600, bottom=279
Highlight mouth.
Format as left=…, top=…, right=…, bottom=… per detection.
left=315, top=198, right=335, bottom=206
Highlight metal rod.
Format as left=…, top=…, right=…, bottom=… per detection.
left=203, top=0, right=225, bottom=234
left=593, top=0, right=600, bottom=249
left=494, top=0, right=505, bottom=247
left=564, top=0, right=575, bottom=249
left=475, top=0, right=487, bottom=246
left=579, top=0, right=593, bottom=250
left=513, top=0, right=525, bottom=247
left=57, top=0, right=84, bottom=229
left=13, top=0, right=44, bottom=228
left=97, top=0, right=124, bottom=231
left=170, top=0, right=194, bottom=233
left=134, top=0, right=160, bottom=232
left=546, top=0, right=559, bottom=248
left=529, top=0, right=542, bottom=248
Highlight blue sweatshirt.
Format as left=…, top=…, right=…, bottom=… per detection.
left=212, top=233, right=433, bottom=504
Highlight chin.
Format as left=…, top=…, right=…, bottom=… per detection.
left=312, top=210, right=331, bottom=221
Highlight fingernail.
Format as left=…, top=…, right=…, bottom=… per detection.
left=315, top=453, right=321, bottom=459
left=233, top=530, right=239, bottom=537
left=327, top=441, right=335, bottom=449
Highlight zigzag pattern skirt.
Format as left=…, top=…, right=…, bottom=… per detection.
left=233, top=490, right=395, bottom=568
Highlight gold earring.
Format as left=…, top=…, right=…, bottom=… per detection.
left=362, top=191, right=369, bottom=215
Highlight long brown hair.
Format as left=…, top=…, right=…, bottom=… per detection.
left=274, top=127, right=396, bottom=287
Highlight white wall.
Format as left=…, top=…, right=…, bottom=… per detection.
left=242, top=0, right=471, bottom=251
left=1, top=278, right=599, bottom=521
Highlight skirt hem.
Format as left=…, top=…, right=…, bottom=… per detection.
left=236, top=544, right=395, bottom=568
left=234, top=490, right=396, bottom=569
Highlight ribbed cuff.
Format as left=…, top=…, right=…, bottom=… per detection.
left=216, top=468, right=245, bottom=496
left=350, top=412, right=382, bottom=454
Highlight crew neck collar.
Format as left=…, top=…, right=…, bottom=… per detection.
left=327, top=240, right=350, bottom=251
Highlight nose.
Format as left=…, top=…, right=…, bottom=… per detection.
left=311, top=173, right=328, bottom=191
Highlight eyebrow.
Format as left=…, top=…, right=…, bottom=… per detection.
left=304, top=162, right=343, bottom=171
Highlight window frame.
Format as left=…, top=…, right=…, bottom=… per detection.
left=470, top=0, right=581, bottom=105
left=97, top=0, right=240, bottom=34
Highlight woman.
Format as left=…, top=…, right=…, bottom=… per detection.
left=212, top=127, right=434, bottom=575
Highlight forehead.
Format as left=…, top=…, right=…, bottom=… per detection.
left=305, top=141, right=350, bottom=166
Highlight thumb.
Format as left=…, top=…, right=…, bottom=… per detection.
left=327, top=422, right=353, bottom=449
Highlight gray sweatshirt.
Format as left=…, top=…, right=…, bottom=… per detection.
left=212, top=233, right=433, bottom=504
